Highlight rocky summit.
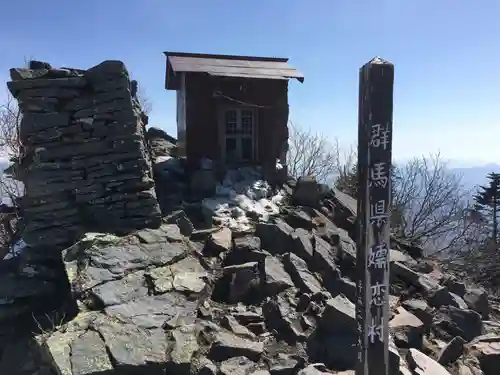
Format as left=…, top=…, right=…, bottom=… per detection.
left=1, top=61, right=500, bottom=375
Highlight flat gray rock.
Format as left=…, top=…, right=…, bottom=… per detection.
left=220, top=356, right=257, bottom=375
left=283, top=252, right=322, bottom=294
left=70, top=330, right=113, bottom=375
left=321, top=294, right=356, bottom=333
left=105, top=292, right=197, bottom=328
left=166, top=324, right=199, bottom=373
left=407, top=348, right=451, bottom=375
left=261, top=256, right=294, bottom=295
left=208, top=331, right=264, bottom=361
left=94, top=316, right=166, bottom=368
left=91, top=270, right=148, bottom=306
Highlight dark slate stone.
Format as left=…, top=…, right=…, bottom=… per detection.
left=94, top=315, right=166, bottom=370
left=401, top=299, right=433, bottom=326
left=262, top=296, right=306, bottom=342
left=29, top=61, right=52, bottom=70
left=105, top=292, right=197, bottom=329
left=464, top=288, right=490, bottom=319
left=64, top=241, right=187, bottom=291
left=232, top=311, right=264, bottom=326
left=220, top=356, right=257, bottom=375
left=320, top=295, right=356, bottom=333
left=221, top=315, right=255, bottom=338
left=192, top=357, right=217, bottom=375
left=90, top=270, right=148, bottom=306
left=311, top=234, right=340, bottom=286
left=7, top=76, right=87, bottom=95
left=337, top=277, right=356, bottom=303
left=165, top=210, right=194, bottom=237
left=255, top=219, right=293, bottom=254
left=269, top=354, right=300, bottom=375
left=437, top=336, right=466, bottom=365
left=234, top=236, right=261, bottom=253
left=69, top=330, right=113, bottom=374
left=307, top=329, right=358, bottom=371
left=432, top=306, right=483, bottom=342
left=261, top=256, right=295, bottom=295
left=284, top=208, right=316, bottom=230
left=208, top=331, right=264, bottom=361
left=290, top=228, right=314, bottom=261
left=166, top=324, right=199, bottom=375
left=282, top=252, right=322, bottom=294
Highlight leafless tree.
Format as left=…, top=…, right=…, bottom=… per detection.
left=392, top=153, right=476, bottom=254
left=332, top=142, right=358, bottom=196
left=0, top=94, right=21, bottom=158
left=136, top=84, right=152, bottom=116
left=0, top=92, right=23, bottom=256
left=331, top=147, right=477, bottom=254
left=287, top=123, right=355, bottom=184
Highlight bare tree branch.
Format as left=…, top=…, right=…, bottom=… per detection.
left=136, top=84, right=152, bottom=116
left=392, top=153, right=473, bottom=254
left=0, top=94, right=22, bottom=158
left=0, top=91, right=24, bottom=256
left=287, top=123, right=347, bottom=184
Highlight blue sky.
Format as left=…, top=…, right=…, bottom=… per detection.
left=1, top=0, right=499, bottom=166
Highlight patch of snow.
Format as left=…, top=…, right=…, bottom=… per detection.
left=155, top=156, right=184, bottom=175
left=3, top=238, right=26, bottom=260
left=155, top=155, right=173, bottom=164
left=200, top=157, right=213, bottom=170
left=202, top=166, right=286, bottom=232
left=21, top=265, right=37, bottom=277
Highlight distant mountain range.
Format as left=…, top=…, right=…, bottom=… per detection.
left=450, top=163, right=500, bottom=192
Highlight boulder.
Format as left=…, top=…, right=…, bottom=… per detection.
left=432, top=306, right=483, bottom=342
left=205, top=227, right=232, bottom=254
left=255, top=219, right=294, bottom=254
left=283, top=252, right=322, bottom=294
left=320, top=294, right=356, bottom=333
left=407, top=348, right=452, bottom=375
left=464, top=288, right=490, bottom=319
left=166, top=324, right=199, bottom=374
left=437, top=336, right=466, bottom=365
left=284, top=208, right=316, bottom=230
left=208, top=331, right=264, bottom=361
left=220, top=356, right=256, bottom=375
left=290, top=228, right=314, bottom=261
left=292, top=176, right=320, bottom=207
left=260, top=256, right=295, bottom=295
left=401, top=299, right=433, bottom=326
left=389, top=306, right=425, bottom=348
left=468, top=335, right=500, bottom=375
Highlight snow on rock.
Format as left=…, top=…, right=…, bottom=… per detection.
left=202, top=167, right=286, bottom=233
left=2, top=239, right=26, bottom=260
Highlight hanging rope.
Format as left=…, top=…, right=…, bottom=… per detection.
left=213, top=90, right=278, bottom=109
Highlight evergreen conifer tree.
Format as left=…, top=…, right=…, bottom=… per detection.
left=473, top=172, right=500, bottom=244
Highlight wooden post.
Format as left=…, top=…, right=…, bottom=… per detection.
left=355, top=57, right=394, bottom=375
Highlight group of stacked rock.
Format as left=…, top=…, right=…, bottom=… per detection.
left=2, top=183, right=498, bottom=375
left=7, top=60, right=161, bottom=250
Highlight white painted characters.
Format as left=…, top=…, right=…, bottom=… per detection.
left=370, top=281, right=387, bottom=307
left=367, top=316, right=384, bottom=344
left=369, top=162, right=389, bottom=188
left=368, top=243, right=389, bottom=270
left=369, top=199, right=389, bottom=227
left=370, top=123, right=390, bottom=150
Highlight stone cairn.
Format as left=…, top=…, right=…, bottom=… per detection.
left=7, top=60, right=162, bottom=252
